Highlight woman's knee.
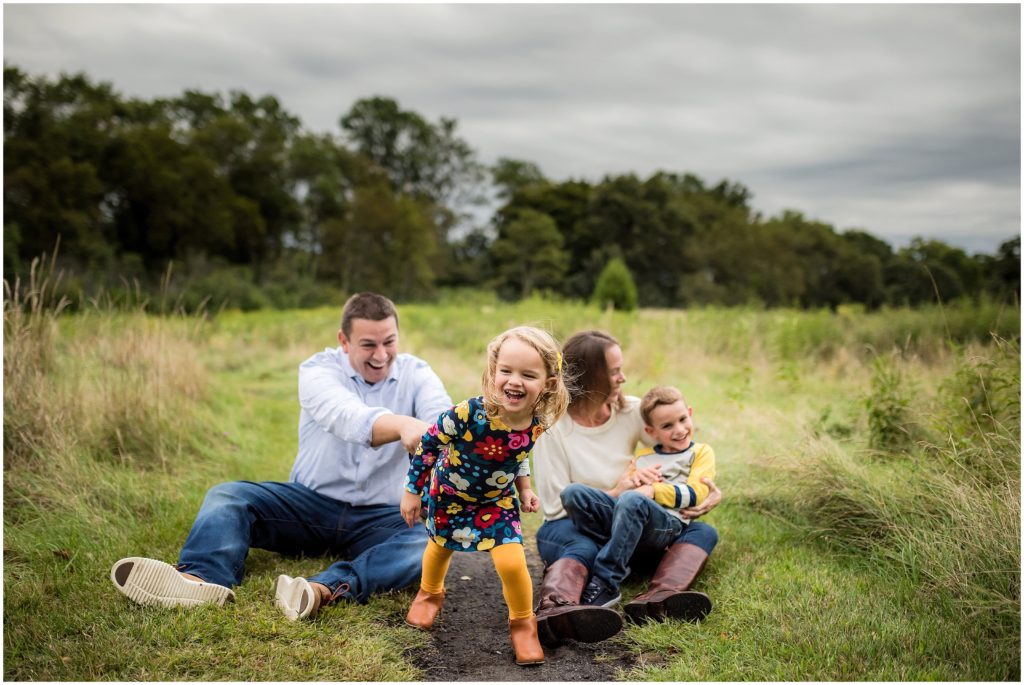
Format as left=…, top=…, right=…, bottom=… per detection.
left=559, top=482, right=597, bottom=511
left=536, top=519, right=598, bottom=568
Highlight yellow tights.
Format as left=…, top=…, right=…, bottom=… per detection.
left=419, top=539, right=534, bottom=620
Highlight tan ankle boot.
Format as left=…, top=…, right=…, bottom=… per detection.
left=509, top=615, right=545, bottom=665
left=405, top=588, right=445, bottom=630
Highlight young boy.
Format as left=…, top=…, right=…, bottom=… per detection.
left=575, top=385, right=716, bottom=622
left=633, top=385, right=716, bottom=517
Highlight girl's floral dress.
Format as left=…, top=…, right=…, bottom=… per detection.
left=405, top=396, right=544, bottom=552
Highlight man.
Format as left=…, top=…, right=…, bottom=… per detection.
left=110, top=292, right=452, bottom=620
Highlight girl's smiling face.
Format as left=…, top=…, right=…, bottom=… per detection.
left=492, top=337, right=549, bottom=424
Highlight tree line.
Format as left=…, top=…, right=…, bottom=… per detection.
left=4, top=65, right=1019, bottom=310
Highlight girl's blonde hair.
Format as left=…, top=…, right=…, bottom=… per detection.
left=481, top=326, right=571, bottom=429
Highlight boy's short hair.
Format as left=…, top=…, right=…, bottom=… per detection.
left=640, top=386, right=687, bottom=426
left=340, top=292, right=399, bottom=336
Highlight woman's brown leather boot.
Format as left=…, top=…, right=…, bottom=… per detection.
left=534, top=557, right=622, bottom=645
left=405, top=588, right=445, bottom=629
left=624, top=543, right=712, bottom=623
left=509, top=615, right=545, bottom=665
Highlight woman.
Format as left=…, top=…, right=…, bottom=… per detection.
left=531, top=330, right=721, bottom=645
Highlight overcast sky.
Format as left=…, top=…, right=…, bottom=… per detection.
left=4, top=3, right=1020, bottom=254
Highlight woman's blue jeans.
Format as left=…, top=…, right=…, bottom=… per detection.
left=175, top=480, right=427, bottom=602
left=536, top=483, right=718, bottom=590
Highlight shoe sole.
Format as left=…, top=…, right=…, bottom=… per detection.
left=626, top=591, right=712, bottom=624
left=110, top=557, right=234, bottom=608
left=274, top=575, right=315, bottom=621
left=539, top=606, right=623, bottom=645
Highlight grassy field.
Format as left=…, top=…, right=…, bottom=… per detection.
left=3, top=284, right=1020, bottom=680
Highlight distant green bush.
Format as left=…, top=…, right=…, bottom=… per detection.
left=591, top=257, right=638, bottom=312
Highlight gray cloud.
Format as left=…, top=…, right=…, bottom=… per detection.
left=4, top=3, right=1019, bottom=253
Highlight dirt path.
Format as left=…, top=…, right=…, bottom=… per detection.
left=409, top=546, right=632, bottom=681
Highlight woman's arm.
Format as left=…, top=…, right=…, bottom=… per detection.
left=679, top=477, right=722, bottom=518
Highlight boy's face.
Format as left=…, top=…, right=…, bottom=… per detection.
left=644, top=399, right=694, bottom=452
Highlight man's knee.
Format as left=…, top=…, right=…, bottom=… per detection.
left=199, top=481, right=270, bottom=521
left=203, top=481, right=252, bottom=506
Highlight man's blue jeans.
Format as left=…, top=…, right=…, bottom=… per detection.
left=176, top=480, right=427, bottom=602
left=537, top=483, right=718, bottom=591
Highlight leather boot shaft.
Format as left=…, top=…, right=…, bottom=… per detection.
left=624, top=543, right=712, bottom=623
left=535, top=557, right=588, bottom=612
left=534, top=557, right=623, bottom=645
left=509, top=615, right=545, bottom=665
left=405, top=588, right=445, bottom=630
left=638, top=543, right=708, bottom=598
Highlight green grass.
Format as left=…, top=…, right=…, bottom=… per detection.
left=4, top=293, right=1020, bottom=680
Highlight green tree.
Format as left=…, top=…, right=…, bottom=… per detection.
left=489, top=209, right=568, bottom=299
left=319, top=181, right=438, bottom=300
left=340, top=96, right=483, bottom=230
left=494, top=179, right=592, bottom=298
left=4, top=67, right=117, bottom=266
left=491, top=158, right=547, bottom=200
left=592, top=257, right=638, bottom=311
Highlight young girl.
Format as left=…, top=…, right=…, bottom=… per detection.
left=400, top=326, right=569, bottom=666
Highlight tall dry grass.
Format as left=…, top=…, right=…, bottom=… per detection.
left=784, top=337, right=1020, bottom=653
left=3, top=255, right=211, bottom=481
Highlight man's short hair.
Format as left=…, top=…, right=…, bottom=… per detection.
left=640, top=385, right=686, bottom=426
left=340, top=292, right=399, bottom=336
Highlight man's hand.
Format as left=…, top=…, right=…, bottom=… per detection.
left=519, top=488, right=540, bottom=513
left=679, top=477, right=722, bottom=518
left=399, top=418, right=430, bottom=454
left=400, top=491, right=422, bottom=527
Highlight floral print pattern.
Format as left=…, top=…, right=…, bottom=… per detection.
left=406, top=396, right=543, bottom=551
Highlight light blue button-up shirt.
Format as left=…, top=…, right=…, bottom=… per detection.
left=289, top=347, right=452, bottom=506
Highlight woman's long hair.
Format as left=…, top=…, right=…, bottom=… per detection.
left=562, top=330, right=625, bottom=415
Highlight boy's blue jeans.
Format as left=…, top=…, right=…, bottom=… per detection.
left=175, top=480, right=427, bottom=602
left=537, top=483, right=718, bottom=591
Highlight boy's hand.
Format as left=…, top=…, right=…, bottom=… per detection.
left=636, top=484, right=655, bottom=498
left=400, top=491, right=422, bottom=527
left=613, top=462, right=662, bottom=496
left=519, top=488, right=540, bottom=513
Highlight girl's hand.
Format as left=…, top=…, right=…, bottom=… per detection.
left=636, top=484, right=655, bottom=498
left=519, top=488, right=540, bottom=513
left=679, top=477, right=722, bottom=519
left=400, top=491, right=422, bottom=527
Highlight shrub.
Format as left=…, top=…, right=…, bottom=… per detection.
left=865, top=353, right=915, bottom=452
left=591, top=257, right=638, bottom=312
